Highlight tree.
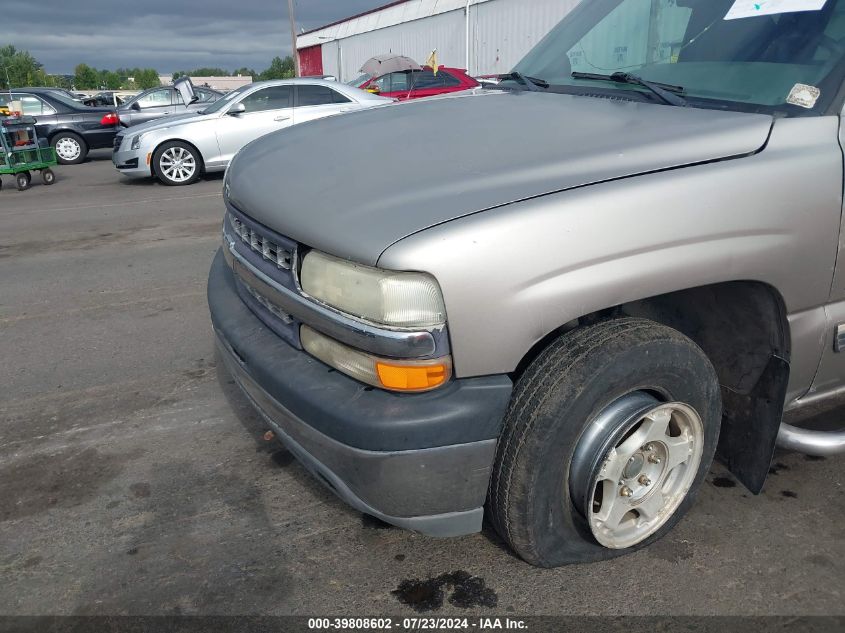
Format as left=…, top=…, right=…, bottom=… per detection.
left=259, top=56, right=295, bottom=80
left=134, top=69, right=161, bottom=89
left=74, top=63, right=100, bottom=89
left=233, top=67, right=257, bottom=79
left=173, top=67, right=229, bottom=80
left=99, top=70, right=122, bottom=90
left=0, top=45, right=48, bottom=88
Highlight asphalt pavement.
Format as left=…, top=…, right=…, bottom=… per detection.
left=1, top=152, right=843, bottom=616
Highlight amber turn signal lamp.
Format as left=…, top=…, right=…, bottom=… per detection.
left=376, top=361, right=450, bottom=391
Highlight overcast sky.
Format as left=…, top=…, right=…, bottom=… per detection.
left=1, top=0, right=385, bottom=74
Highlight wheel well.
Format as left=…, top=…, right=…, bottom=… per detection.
left=49, top=129, right=83, bottom=142
left=151, top=139, right=205, bottom=175
left=514, top=281, right=791, bottom=493
left=516, top=281, right=789, bottom=390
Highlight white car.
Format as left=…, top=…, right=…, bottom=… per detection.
left=112, top=79, right=393, bottom=186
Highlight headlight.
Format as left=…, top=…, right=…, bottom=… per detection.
left=301, top=326, right=451, bottom=392
left=300, top=250, right=446, bottom=329
left=130, top=135, right=142, bottom=150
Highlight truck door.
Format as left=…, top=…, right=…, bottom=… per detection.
left=807, top=115, right=845, bottom=399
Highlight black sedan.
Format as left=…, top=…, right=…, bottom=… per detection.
left=0, top=88, right=119, bottom=164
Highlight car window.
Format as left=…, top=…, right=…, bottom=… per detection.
left=296, top=85, right=351, bottom=106
left=411, top=70, right=461, bottom=89
left=175, top=89, right=217, bottom=105
left=375, top=72, right=409, bottom=93
left=346, top=73, right=371, bottom=88
left=239, top=85, right=292, bottom=113
left=20, top=96, right=56, bottom=115
left=0, top=94, right=57, bottom=115
left=136, top=89, right=172, bottom=109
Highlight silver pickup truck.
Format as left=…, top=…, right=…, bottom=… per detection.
left=209, top=0, right=845, bottom=567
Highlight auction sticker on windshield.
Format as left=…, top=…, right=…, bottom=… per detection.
left=786, top=83, right=821, bottom=108
left=725, top=0, right=828, bottom=20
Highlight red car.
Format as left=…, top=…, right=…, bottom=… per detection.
left=348, top=66, right=479, bottom=101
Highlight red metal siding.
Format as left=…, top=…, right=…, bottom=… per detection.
left=299, top=45, right=324, bottom=77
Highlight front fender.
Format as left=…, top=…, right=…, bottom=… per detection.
left=378, top=117, right=841, bottom=380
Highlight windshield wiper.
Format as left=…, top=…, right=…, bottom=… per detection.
left=496, top=71, right=550, bottom=91
left=571, top=71, right=687, bottom=107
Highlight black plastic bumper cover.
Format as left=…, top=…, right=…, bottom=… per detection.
left=208, top=249, right=513, bottom=536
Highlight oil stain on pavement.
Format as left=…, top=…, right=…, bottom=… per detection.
left=392, top=571, right=497, bottom=612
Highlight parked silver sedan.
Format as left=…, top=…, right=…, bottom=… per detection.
left=112, top=79, right=393, bottom=186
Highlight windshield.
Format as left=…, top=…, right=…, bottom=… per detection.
left=512, top=0, right=845, bottom=115
left=199, top=86, right=250, bottom=114
left=346, top=74, right=372, bottom=88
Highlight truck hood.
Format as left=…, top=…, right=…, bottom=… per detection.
left=228, top=90, right=773, bottom=266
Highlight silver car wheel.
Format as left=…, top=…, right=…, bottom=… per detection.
left=55, top=137, right=82, bottom=161
left=572, top=394, right=704, bottom=550
left=159, top=146, right=197, bottom=183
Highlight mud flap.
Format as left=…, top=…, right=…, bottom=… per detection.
left=716, top=355, right=790, bottom=494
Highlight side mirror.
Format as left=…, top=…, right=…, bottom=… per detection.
left=228, top=102, right=246, bottom=116
left=367, top=85, right=381, bottom=94
left=131, top=101, right=141, bottom=111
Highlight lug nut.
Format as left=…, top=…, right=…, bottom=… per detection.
left=648, top=455, right=661, bottom=464
left=638, top=475, right=651, bottom=486
left=643, top=443, right=654, bottom=452
left=620, top=486, right=633, bottom=497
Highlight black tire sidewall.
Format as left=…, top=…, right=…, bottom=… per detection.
left=51, top=133, right=87, bottom=165
left=153, top=142, right=201, bottom=186
left=498, top=320, right=721, bottom=567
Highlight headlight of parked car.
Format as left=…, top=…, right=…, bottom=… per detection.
left=299, top=250, right=446, bottom=329
left=130, top=135, right=143, bottom=151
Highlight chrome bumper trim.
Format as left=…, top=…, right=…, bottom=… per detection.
left=223, top=236, right=438, bottom=358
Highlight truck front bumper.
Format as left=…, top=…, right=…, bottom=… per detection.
left=208, top=249, right=512, bottom=537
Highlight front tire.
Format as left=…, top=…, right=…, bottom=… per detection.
left=51, top=132, right=87, bottom=165
left=153, top=141, right=202, bottom=186
left=41, top=169, right=56, bottom=186
left=488, top=317, right=721, bottom=567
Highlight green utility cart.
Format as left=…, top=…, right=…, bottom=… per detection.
left=0, top=115, right=57, bottom=191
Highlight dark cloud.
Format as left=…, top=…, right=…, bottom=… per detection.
left=0, top=0, right=385, bottom=73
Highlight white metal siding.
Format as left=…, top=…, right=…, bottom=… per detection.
left=299, top=0, right=486, bottom=48
left=306, top=0, right=583, bottom=81
left=469, top=0, right=581, bottom=76
left=324, top=10, right=467, bottom=81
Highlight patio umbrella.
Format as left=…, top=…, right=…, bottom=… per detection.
left=360, top=55, right=421, bottom=77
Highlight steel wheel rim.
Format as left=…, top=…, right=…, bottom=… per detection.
left=55, top=138, right=81, bottom=161
left=572, top=395, right=704, bottom=550
left=159, top=147, right=196, bottom=182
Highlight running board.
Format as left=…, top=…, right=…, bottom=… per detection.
left=777, top=423, right=845, bottom=456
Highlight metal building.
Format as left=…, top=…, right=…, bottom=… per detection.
left=297, top=0, right=583, bottom=82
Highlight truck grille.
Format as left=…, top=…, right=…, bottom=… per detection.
left=228, top=211, right=292, bottom=271
left=223, top=204, right=301, bottom=348
left=242, top=283, right=294, bottom=325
